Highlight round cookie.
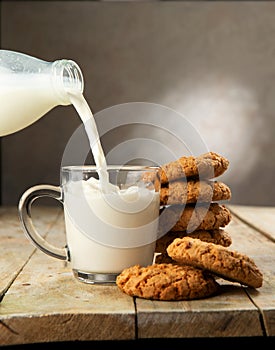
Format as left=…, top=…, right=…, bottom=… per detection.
left=155, top=229, right=232, bottom=264
left=160, top=180, right=231, bottom=206
left=143, top=152, right=229, bottom=184
left=159, top=203, right=232, bottom=234
left=116, top=263, right=220, bottom=301
left=167, top=237, right=263, bottom=288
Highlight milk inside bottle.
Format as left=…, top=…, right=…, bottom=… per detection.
left=0, top=50, right=83, bottom=136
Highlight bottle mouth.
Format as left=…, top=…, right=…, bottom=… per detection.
left=52, top=59, right=84, bottom=104
left=60, top=60, right=84, bottom=93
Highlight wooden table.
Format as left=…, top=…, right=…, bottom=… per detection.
left=0, top=204, right=275, bottom=346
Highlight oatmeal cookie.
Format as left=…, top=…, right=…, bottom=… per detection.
left=116, top=263, right=219, bottom=300
left=159, top=203, right=232, bottom=234
left=155, top=229, right=232, bottom=264
left=167, top=237, right=263, bottom=288
left=143, top=152, right=229, bottom=185
left=160, top=180, right=231, bottom=206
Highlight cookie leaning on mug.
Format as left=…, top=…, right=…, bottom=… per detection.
left=155, top=229, right=232, bottom=264
left=167, top=237, right=263, bottom=289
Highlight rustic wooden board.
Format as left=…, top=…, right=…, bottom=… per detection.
left=136, top=289, right=262, bottom=338
left=0, top=259, right=135, bottom=345
left=228, top=204, right=275, bottom=242
left=0, top=206, right=62, bottom=300
left=227, top=206, right=275, bottom=337
left=0, top=206, right=135, bottom=345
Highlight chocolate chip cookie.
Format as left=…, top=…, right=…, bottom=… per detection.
left=167, top=237, right=263, bottom=288
left=143, top=151, right=229, bottom=185
left=116, top=263, right=220, bottom=300
left=159, top=203, right=232, bottom=234
left=160, top=180, right=231, bottom=206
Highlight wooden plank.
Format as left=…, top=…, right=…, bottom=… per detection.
left=0, top=206, right=62, bottom=300
left=0, top=259, right=135, bottom=345
left=230, top=206, right=275, bottom=336
left=136, top=210, right=275, bottom=338
left=0, top=207, right=135, bottom=345
left=228, top=204, right=275, bottom=242
left=136, top=289, right=262, bottom=338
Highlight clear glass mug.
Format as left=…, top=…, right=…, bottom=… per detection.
left=18, top=165, right=160, bottom=284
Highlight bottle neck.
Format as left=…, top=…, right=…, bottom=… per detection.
left=51, top=59, right=84, bottom=105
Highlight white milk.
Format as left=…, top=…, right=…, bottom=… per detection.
left=2, top=71, right=159, bottom=273
left=0, top=75, right=68, bottom=136
left=63, top=92, right=160, bottom=274
left=64, top=214, right=157, bottom=273
left=68, top=92, right=109, bottom=188
left=64, top=180, right=160, bottom=273
left=1, top=53, right=160, bottom=278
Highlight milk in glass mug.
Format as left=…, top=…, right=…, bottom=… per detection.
left=18, top=165, right=160, bottom=284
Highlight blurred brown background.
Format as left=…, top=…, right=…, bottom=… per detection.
left=1, top=0, right=275, bottom=206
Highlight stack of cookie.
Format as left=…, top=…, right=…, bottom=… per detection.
left=155, top=151, right=232, bottom=263
left=116, top=152, right=263, bottom=301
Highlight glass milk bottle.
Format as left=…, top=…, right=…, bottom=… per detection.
left=0, top=49, right=84, bottom=136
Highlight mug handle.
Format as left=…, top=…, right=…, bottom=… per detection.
left=18, top=184, right=67, bottom=260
